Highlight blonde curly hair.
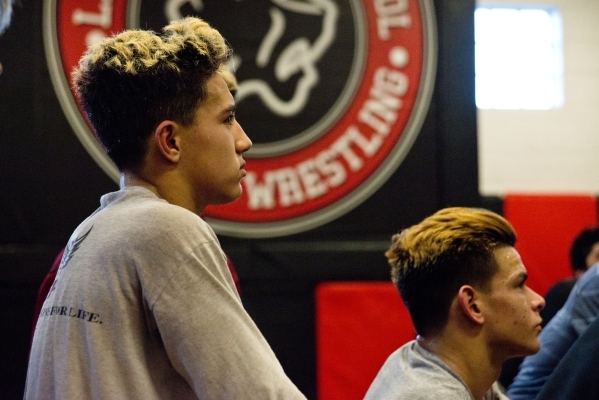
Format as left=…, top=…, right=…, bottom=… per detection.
left=72, top=17, right=231, bottom=171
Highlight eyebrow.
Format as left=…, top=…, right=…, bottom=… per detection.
left=218, top=104, right=236, bottom=119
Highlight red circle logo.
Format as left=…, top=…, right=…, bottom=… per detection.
left=44, top=0, right=437, bottom=237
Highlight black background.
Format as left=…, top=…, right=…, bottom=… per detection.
left=146, top=0, right=361, bottom=143
left=0, top=0, right=498, bottom=398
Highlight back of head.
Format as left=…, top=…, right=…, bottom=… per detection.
left=72, top=17, right=231, bottom=171
left=385, top=207, right=516, bottom=337
left=570, top=227, right=599, bottom=273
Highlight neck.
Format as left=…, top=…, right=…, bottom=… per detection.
left=120, top=171, right=160, bottom=195
left=417, top=330, right=501, bottom=400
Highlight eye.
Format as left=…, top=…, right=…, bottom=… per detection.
left=225, top=113, right=235, bottom=125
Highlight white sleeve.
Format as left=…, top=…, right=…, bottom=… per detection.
left=151, top=239, right=306, bottom=400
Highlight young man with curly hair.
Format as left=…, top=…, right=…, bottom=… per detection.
left=365, top=207, right=545, bottom=400
left=25, top=18, right=306, bottom=399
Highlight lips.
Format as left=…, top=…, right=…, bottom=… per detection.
left=535, top=319, right=543, bottom=332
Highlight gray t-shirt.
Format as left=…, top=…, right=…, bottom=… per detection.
left=26, top=186, right=305, bottom=400
left=364, top=340, right=508, bottom=400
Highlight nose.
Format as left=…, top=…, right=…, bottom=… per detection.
left=235, top=122, right=252, bottom=153
left=528, top=287, right=545, bottom=312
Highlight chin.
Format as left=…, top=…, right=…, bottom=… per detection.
left=530, top=341, right=541, bottom=354
left=520, top=340, right=541, bottom=356
left=505, top=340, right=541, bottom=359
left=218, top=191, right=242, bottom=205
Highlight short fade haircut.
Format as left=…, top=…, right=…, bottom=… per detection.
left=72, top=17, right=231, bottom=171
left=570, top=227, right=599, bottom=272
left=385, top=207, right=516, bottom=337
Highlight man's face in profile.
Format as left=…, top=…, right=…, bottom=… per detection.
left=177, top=73, right=252, bottom=210
left=479, top=246, right=546, bottom=359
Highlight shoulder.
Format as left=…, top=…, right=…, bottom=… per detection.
left=365, top=342, right=471, bottom=400
left=93, top=188, right=220, bottom=263
left=535, top=317, right=599, bottom=400
left=134, top=203, right=218, bottom=255
left=575, top=264, right=599, bottom=291
left=141, top=201, right=208, bottom=232
left=100, top=187, right=215, bottom=238
left=566, top=264, right=599, bottom=314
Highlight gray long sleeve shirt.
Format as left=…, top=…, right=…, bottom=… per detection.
left=26, top=186, right=305, bottom=400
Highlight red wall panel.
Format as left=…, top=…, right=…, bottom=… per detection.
left=316, top=282, right=415, bottom=400
left=503, top=194, right=599, bottom=297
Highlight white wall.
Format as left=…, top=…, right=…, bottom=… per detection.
left=477, top=0, right=599, bottom=195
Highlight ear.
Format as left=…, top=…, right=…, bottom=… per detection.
left=457, top=285, right=485, bottom=325
left=154, top=120, right=181, bottom=163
